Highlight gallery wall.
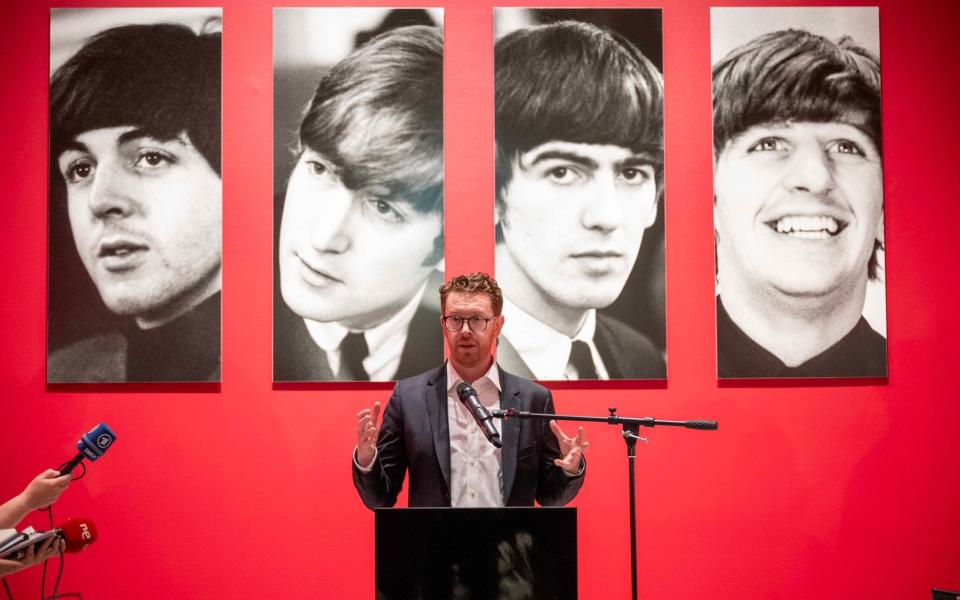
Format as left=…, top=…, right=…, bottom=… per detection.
left=2, top=0, right=959, bottom=598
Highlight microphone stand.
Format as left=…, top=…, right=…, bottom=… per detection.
left=491, top=407, right=718, bottom=600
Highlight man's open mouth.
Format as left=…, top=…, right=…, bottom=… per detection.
left=98, top=240, right=148, bottom=258
left=768, top=215, right=847, bottom=240
left=96, top=239, right=149, bottom=271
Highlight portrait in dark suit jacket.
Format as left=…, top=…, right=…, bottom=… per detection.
left=493, top=10, right=666, bottom=380
left=497, top=313, right=664, bottom=381
left=273, top=299, right=442, bottom=382
left=273, top=9, right=445, bottom=382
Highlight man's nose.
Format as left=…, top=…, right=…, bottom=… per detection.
left=87, top=161, right=135, bottom=219
left=580, top=173, right=621, bottom=232
left=309, top=187, right=354, bottom=254
left=784, top=146, right=835, bottom=196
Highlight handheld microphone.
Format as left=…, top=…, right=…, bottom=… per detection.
left=456, top=383, right=502, bottom=448
left=60, top=423, right=117, bottom=476
left=58, top=517, right=98, bottom=553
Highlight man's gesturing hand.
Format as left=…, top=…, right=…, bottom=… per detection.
left=550, top=421, right=588, bottom=475
left=356, top=402, right=381, bottom=469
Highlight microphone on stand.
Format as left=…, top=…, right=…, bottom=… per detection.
left=456, top=383, right=502, bottom=448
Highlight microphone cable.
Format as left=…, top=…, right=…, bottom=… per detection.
left=35, top=505, right=82, bottom=600
left=0, top=505, right=82, bottom=600
left=38, top=462, right=88, bottom=600
left=1, top=452, right=95, bottom=600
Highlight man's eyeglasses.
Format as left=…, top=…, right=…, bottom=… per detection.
left=442, top=315, right=495, bottom=332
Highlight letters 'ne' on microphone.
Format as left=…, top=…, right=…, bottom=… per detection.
left=456, top=382, right=502, bottom=448
left=59, top=517, right=98, bottom=553
left=60, top=423, right=117, bottom=476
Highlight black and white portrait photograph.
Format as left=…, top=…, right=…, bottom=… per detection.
left=273, top=8, right=445, bottom=382
left=493, top=9, right=666, bottom=381
left=47, top=8, right=223, bottom=383
left=711, top=7, right=887, bottom=379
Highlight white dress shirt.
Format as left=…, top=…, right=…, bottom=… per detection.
left=304, top=284, right=427, bottom=380
left=353, top=359, right=582, bottom=497
left=500, top=296, right=610, bottom=380
left=446, top=361, right=503, bottom=507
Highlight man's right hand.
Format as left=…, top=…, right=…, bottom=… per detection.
left=356, top=402, right=381, bottom=469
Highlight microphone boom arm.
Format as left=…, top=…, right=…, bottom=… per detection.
left=491, top=408, right=718, bottom=431
left=491, top=405, right=717, bottom=600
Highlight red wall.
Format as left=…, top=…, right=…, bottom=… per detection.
left=3, top=1, right=959, bottom=598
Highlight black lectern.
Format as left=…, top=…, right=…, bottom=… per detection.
left=375, top=507, right=577, bottom=600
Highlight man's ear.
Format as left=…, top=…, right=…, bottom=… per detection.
left=875, top=207, right=885, bottom=247
left=492, top=314, right=505, bottom=338
left=424, top=229, right=445, bottom=269
left=713, top=201, right=721, bottom=245
left=643, top=193, right=660, bottom=228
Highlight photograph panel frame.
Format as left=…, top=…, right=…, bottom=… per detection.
left=47, top=7, right=224, bottom=384
left=711, top=7, right=887, bottom=379
left=272, top=7, right=446, bottom=383
left=493, top=8, right=667, bottom=382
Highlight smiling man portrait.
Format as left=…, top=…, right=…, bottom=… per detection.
left=47, top=13, right=222, bottom=383
left=712, top=10, right=887, bottom=378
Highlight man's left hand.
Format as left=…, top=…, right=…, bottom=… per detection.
left=549, top=421, right=588, bottom=475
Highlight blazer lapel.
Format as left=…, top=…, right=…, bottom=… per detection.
left=498, top=366, right=521, bottom=504
left=425, top=364, right=451, bottom=495
left=593, top=317, right=624, bottom=379
left=495, top=335, right=537, bottom=380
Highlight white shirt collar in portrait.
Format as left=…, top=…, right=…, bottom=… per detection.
left=500, top=296, right=609, bottom=380
left=303, top=283, right=427, bottom=381
left=446, top=360, right=503, bottom=507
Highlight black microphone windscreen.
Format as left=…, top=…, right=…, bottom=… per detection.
left=456, top=382, right=474, bottom=400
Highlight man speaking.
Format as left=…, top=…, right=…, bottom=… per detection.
left=352, top=273, right=587, bottom=508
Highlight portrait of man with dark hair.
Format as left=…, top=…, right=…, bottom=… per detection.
left=47, top=9, right=223, bottom=383
left=493, top=9, right=666, bottom=381
left=273, top=9, right=445, bottom=382
left=711, top=7, right=887, bottom=378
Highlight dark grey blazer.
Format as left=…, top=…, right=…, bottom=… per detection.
left=273, top=301, right=443, bottom=382
left=497, top=313, right=666, bottom=380
left=352, top=364, right=585, bottom=508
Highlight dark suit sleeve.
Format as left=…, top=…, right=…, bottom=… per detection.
left=352, top=384, right=408, bottom=509
left=535, top=391, right=585, bottom=507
